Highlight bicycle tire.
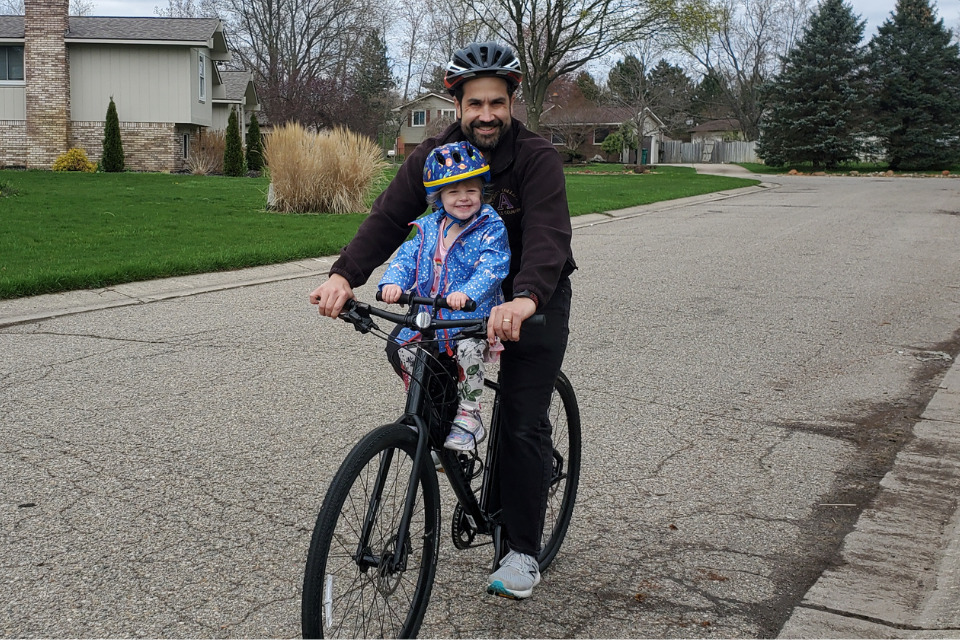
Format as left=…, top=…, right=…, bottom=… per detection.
left=302, top=423, right=440, bottom=639
left=537, top=371, right=581, bottom=571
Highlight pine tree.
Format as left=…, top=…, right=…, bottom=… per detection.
left=223, top=107, right=246, bottom=177
left=607, top=56, right=646, bottom=105
left=756, top=0, right=867, bottom=169
left=646, top=60, right=696, bottom=139
left=101, top=97, right=125, bottom=172
left=245, top=112, right=263, bottom=172
left=575, top=71, right=603, bottom=104
left=689, top=69, right=729, bottom=122
left=867, top=0, right=960, bottom=170
left=351, top=30, right=396, bottom=139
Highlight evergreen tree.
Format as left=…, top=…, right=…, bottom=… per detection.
left=575, top=71, right=603, bottom=104
left=350, top=30, right=397, bottom=139
left=101, top=97, right=125, bottom=172
left=607, top=55, right=646, bottom=105
left=223, top=107, right=246, bottom=176
left=867, top=0, right=960, bottom=170
left=689, top=69, right=729, bottom=122
left=756, top=0, right=867, bottom=169
left=646, top=59, right=696, bottom=139
left=245, top=112, right=263, bottom=172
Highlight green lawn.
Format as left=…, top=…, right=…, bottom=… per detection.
left=0, top=166, right=757, bottom=300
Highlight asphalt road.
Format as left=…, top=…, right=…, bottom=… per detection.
left=2, top=172, right=959, bottom=638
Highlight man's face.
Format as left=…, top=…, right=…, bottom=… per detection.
left=455, top=76, right=513, bottom=152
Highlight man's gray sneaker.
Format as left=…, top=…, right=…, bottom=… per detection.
left=486, top=549, right=541, bottom=599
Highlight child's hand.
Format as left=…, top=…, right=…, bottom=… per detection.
left=446, top=291, right=469, bottom=310
left=381, top=285, right=402, bottom=304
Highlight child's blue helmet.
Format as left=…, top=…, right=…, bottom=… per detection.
left=423, top=141, right=490, bottom=194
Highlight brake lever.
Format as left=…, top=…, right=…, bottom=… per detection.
left=339, top=304, right=378, bottom=334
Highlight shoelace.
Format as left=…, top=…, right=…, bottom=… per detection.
left=501, top=551, right=537, bottom=575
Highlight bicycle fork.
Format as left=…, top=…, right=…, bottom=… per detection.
left=359, top=352, right=437, bottom=576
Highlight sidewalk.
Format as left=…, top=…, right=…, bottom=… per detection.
left=2, top=166, right=958, bottom=638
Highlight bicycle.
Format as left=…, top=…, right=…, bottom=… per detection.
left=301, top=293, right=581, bottom=639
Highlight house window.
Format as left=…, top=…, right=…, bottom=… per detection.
left=593, top=127, right=612, bottom=145
left=182, top=134, right=190, bottom=160
left=198, top=52, right=206, bottom=102
left=412, top=110, right=426, bottom=127
left=550, top=132, right=565, bottom=145
left=440, top=109, right=456, bottom=120
left=0, top=46, right=24, bottom=82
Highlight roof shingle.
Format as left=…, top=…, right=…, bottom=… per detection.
left=0, top=16, right=221, bottom=42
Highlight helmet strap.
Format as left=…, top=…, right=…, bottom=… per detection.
left=442, top=210, right=475, bottom=238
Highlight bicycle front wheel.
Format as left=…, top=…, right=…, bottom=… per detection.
left=538, top=371, right=582, bottom=571
left=302, top=423, right=440, bottom=639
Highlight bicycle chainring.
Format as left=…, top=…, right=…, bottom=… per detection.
left=451, top=503, right=478, bottom=549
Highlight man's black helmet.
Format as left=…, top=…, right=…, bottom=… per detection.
left=443, top=42, right=523, bottom=95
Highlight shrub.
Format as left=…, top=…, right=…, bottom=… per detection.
left=223, top=107, right=246, bottom=177
left=52, top=148, right=96, bottom=172
left=264, top=123, right=386, bottom=213
left=600, top=131, right=624, bottom=157
left=101, top=97, right=125, bottom=172
left=188, top=130, right=225, bottom=175
left=245, top=112, right=264, bottom=172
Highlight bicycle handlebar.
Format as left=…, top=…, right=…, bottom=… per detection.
left=340, top=296, right=545, bottom=338
left=376, top=290, right=477, bottom=313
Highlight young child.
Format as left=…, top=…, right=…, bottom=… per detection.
left=379, top=141, right=510, bottom=451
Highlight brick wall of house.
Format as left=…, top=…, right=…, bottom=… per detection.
left=0, top=121, right=28, bottom=167
left=24, top=0, right=70, bottom=169
left=70, top=121, right=188, bottom=172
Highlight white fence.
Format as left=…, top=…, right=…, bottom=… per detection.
left=661, top=140, right=758, bottom=164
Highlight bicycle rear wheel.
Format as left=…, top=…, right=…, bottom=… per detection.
left=302, top=423, right=440, bottom=639
left=537, top=371, right=581, bottom=571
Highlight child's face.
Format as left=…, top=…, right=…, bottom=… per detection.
left=440, top=179, right=483, bottom=221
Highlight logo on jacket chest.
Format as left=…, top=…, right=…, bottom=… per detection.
left=493, top=189, right=521, bottom=217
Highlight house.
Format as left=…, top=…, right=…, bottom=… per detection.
left=0, top=0, right=259, bottom=171
left=688, top=118, right=745, bottom=143
left=540, top=105, right=665, bottom=164
left=391, top=92, right=458, bottom=157
left=391, top=92, right=666, bottom=165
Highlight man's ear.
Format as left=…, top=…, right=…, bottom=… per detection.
left=454, top=98, right=462, bottom=120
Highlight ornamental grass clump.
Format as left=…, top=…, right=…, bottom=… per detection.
left=189, top=130, right=225, bottom=175
left=264, top=123, right=386, bottom=214
left=52, top=148, right=96, bottom=172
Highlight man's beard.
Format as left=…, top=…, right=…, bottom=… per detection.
left=463, top=119, right=510, bottom=152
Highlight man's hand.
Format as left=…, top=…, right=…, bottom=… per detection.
left=487, top=297, right=537, bottom=343
left=309, top=274, right=354, bottom=318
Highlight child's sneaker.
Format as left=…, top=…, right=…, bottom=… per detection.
left=444, top=408, right=485, bottom=451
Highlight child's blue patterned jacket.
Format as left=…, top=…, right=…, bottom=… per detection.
left=378, top=203, right=510, bottom=354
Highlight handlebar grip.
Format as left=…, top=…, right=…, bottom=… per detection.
left=375, top=290, right=476, bottom=312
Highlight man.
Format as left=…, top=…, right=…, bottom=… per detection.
left=310, top=41, right=576, bottom=599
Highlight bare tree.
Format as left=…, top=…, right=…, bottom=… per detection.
left=670, top=0, right=812, bottom=138
left=546, top=106, right=596, bottom=161
left=474, top=0, right=680, bottom=131
left=154, top=0, right=218, bottom=17
left=1, top=0, right=95, bottom=14
left=214, top=0, right=384, bottom=124
left=390, top=0, right=495, bottom=101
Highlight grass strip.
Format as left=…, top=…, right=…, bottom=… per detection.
left=0, top=166, right=757, bottom=299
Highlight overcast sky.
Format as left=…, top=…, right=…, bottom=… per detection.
left=95, top=0, right=960, bottom=41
